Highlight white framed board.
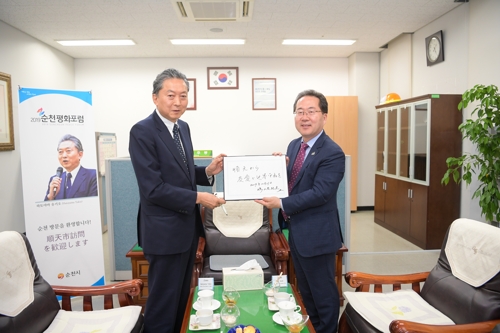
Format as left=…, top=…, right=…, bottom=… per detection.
left=223, top=155, right=288, bottom=200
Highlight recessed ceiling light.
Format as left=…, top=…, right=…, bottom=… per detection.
left=282, top=39, right=356, bottom=46
left=170, top=39, right=245, bottom=45
left=56, top=39, right=135, bottom=46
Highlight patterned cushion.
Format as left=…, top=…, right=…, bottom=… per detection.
left=43, top=306, right=142, bottom=333
left=343, top=290, right=454, bottom=333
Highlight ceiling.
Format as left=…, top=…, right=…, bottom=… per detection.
left=0, top=0, right=464, bottom=59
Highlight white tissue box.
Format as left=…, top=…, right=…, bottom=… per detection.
left=222, top=267, right=264, bottom=291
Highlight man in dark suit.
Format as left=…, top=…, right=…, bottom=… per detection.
left=256, top=90, right=345, bottom=333
left=44, top=134, right=98, bottom=201
left=129, top=68, right=226, bottom=333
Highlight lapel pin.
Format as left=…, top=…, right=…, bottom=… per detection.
left=311, top=152, right=316, bottom=156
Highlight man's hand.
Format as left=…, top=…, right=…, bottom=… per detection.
left=272, top=152, right=289, bottom=167
left=206, top=153, right=227, bottom=176
left=47, top=177, right=62, bottom=200
left=196, top=192, right=226, bottom=209
left=254, top=197, right=281, bottom=209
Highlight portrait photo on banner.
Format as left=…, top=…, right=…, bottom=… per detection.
left=18, top=91, right=98, bottom=204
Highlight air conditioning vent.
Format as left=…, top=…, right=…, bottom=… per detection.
left=172, top=0, right=254, bottom=22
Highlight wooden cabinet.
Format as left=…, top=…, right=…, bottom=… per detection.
left=375, top=175, right=428, bottom=247
left=325, top=96, right=358, bottom=211
left=374, top=95, right=462, bottom=249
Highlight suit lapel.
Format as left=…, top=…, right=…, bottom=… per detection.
left=153, top=112, right=192, bottom=181
left=67, top=168, right=85, bottom=197
left=287, top=139, right=301, bottom=175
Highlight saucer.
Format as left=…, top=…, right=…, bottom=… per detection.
left=272, top=312, right=301, bottom=326
left=193, top=299, right=221, bottom=311
left=268, top=296, right=295, bottom=311
left=272, top=312, right=284, bottom=325
left=189, top=313, right=220, bottom=331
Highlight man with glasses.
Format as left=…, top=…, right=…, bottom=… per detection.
left=256, top=89, right=345, bottom=333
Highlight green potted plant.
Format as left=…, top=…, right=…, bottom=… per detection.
left=441, top=84, right=500, bottom=223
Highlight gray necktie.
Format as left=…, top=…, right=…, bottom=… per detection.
left=173, top=124, right=189, bottom=172
left=64, top=172, right=72, bottom=199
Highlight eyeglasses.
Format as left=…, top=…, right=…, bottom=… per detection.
left=294, top=108, right=323, bottom=117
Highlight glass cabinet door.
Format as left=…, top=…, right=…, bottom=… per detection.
left=375, top=98, right=431, bottom=185
left=412, top=102, right=429, bottom=182
left=376, top=109, right=386, bottom=172
left=399, top=106, right=411, bottom=179
left=387, top=108, right=397, bottom=176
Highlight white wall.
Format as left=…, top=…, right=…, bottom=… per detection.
left=464, top=0, right=500, bottom=221
left=348, top=53, right=380, bottom=207
left=412, top=4, right=469, bottom=96
left=0, top=21, right=74, bottom=233
left=387, top=34, right=413, bottom=100
left=75, top=58, right=348, bottom=158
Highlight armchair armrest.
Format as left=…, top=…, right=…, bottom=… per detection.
left=270, top=231, right=289, bottom=261
left=389, top=319, right=500, bottom=333
left=191, top=237, right=206, bottom=288
left=270, top=231, right=290, bottom=275
left=345, top=271, right=429, bottom=293
left=52, top=279, right=143, bottom=311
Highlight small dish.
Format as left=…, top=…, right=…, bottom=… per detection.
left=189, top=313, right=221, bottom=331
left=267, top=297, right=279, bottom=311
left=228, top=324, right=261, bottom=333
left=193, top=299, right=221, bottom=311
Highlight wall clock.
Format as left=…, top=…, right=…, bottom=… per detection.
left=425, top=30, right=444, bottom=66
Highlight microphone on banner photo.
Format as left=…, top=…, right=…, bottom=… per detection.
left=53, top=167, right=63, bottom=194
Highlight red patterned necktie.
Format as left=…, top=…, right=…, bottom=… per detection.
left=282, top=142, right=308, bottom=221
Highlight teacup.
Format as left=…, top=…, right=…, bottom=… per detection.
left=273, top=292, right=294, bottom=305
left=197, top=289, right=214, bottom=309
left=278, top=300, right=301, bottom=322
left=195, top=308, right=213, bottom=326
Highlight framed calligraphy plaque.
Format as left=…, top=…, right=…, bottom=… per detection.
left=223, top=155, right=288, bottom=200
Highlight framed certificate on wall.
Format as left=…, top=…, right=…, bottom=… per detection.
left=252, top=78, right=276, bottom=110
left=187, top=78, right=196, bottom=110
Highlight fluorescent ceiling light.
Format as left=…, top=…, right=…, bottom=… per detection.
left=56, top=40, right=135, bottom=46
left=282, top=39, right=356, bottom=46
left=170, top=39, right=245, bottom=45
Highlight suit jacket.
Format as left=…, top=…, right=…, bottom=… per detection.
left=129, top=111, right=211, bottom=255
left=280, top=131, right=345, bottom=257
left=44, top=167, right=98, bottom=201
